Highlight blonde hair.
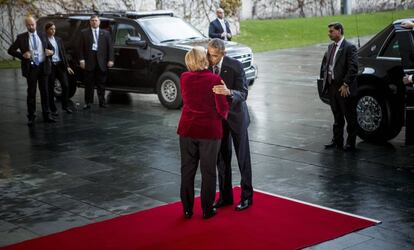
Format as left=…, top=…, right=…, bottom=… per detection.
left=185, top=46, right=209, bottom=72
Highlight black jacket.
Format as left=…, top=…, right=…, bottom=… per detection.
left=219, top=56, right=250, bottom=132
left=321, top=39, right=358, bottom=96
left=79, top=28, right=114, bottom=72
left=8, top=31, right=54, bottom=77
left=209, top=19, right=232, bottom=41
left=52, top=36, right=70, bottom=69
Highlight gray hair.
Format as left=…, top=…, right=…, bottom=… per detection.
left=208, top=38, right=226, bottom=52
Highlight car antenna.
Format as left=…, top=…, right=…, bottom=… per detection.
left=355, top=13, right=361, bottom=48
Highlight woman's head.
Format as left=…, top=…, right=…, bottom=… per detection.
left=185, top=46, right=209, bottom=72
left=45, top=22, right=56, bottom=37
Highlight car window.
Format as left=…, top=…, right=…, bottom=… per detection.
left=53, top=19, right=80, bottom=42
left=380, top=33, right=400, bottom=58
left=115, top=23, right=138, bottom=46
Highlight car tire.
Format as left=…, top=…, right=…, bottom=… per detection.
left=356, top=89, right=403, bottom=142
left=156, top=72, right=182, bottom=109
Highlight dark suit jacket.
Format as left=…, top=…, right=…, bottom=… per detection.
left=79, top=28, right=114, bottom=72
left=177, top=70, right=229, bottom=139
left=209, top=19, right=232, bottom=41
left=8, top=32, right=54, bottom=77
left=322, top=39, right=358, bottom=96
left=219, top=56, right=250, bottom=132
left=53, top=36, right=70, bottom=69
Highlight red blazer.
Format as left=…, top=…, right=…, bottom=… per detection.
left=177, top=70, right=229, bottom=139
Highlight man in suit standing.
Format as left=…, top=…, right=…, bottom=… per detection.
left=8, top=16, right=56, bottom=126
left=209, top=8, right=232, bottom=41
left=45, top=22, right=75, bottom=115
left=321, top=23, right=358, bottom=151
left=208, top=38, right=253, bottom=211
left=79, top=15, right=114, bottom=109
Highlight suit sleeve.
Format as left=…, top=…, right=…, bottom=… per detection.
left=343, top=44, right=358, bottom=86
left=8, top=36, right=23, bottom=60
left=79, top=32, right=85, bottom=61
left=229, top=60, right=248, bottom=104
left=107, top=32, right=114, bottom=61
left=214, top=76, right=229, bottom=119
left=209, top=22, right=222, bottom=39
left=320, top=51, right=327, bottom=79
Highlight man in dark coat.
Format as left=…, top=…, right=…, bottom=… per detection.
left=79, top=15, right=114, bottom=109
left=8, top=16, right=56, bottom=125
left=321, top=23, right=358, bottom=151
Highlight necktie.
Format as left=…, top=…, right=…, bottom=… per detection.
left=213, top=65, right=220, bottom=75
left=327, top=43, right=337, bottom=84
left=32, top=33, right=39, bottom=65
left=94, top=29, right=98, bottom=44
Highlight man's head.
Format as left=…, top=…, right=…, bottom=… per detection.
left=89, top=15, right=100, bottom=29
left=25, top=16, right=36, bottom=33
left=207, top=38, right=225, bottom=66
left=328, top=22, right=344, bottom=42
left=216, top=8, right=225, bottom=20
left=45, top=22, right=56, bottom=37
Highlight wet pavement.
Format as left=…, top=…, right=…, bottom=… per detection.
left=1, top=39, right=414, bottom=249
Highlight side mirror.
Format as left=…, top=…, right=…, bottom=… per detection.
left=126, top=36, right=147, bottom=49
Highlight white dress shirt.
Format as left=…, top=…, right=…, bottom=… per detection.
left=218, top=18, right=228, bottom=41
left=48, top=36, right=61, bottom=63
left=29, top=31, right=45, bottom=64
left=330, top=36, right=344, bottom=80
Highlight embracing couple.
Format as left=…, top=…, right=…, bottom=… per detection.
left=177, top=38, right=253, bottom=219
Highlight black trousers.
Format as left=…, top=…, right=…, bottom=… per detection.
left=48, top=62, right=69, bottom=111
left=217, top=121, right=253, bottom=203
left=179, top=136, right=220, bottom=213
left=329, top=82, right=357, bottom=145
left=26, top=63, right=50, bottom=119
left=84, top=53, right=107, bottom=105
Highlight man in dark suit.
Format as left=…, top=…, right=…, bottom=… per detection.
left=8, top=16, right=56, bottom=126
left=79, top=15, right=114, bottom=109
left=45, top=22, right=75, bottom=115
left=209, top=8, right=232, bottom=41
left=208, top=38, right=253, bottom=211
left=321, top=23, right=358, bottom=151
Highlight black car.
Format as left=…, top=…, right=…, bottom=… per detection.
left=318, top=18, right=414, bottom=142
left=37, top=11, right=258, bottom=109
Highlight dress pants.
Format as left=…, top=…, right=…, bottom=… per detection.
left=179, top=136, right=221, bottom=214
left=26, top=62, right=50, bottom=119
left=84, top=53, right=107, bottom=105
left=217, top=120, right=253, bottom=203
left=48, top=62, right=70, bottom=111
left=329, top=80, right=357, bottom=146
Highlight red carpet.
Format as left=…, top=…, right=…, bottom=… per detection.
left=1, top=188, right=378, bottom=250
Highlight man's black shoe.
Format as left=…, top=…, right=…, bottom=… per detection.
left=235, top=199, right=252, bottom=211
left=63, top=107, right=73, bottom=114
left=83, top=104, right=91, bottom=110
left=44, top=116, right=57, bottom=123
left=51, top=111, right=59, bottom=116
left=212, top=199, right=233, bottom=209
left=99, top=103, right=107, bottom=108
left=27, top=118, right=35, bottom=126
left=344, top=144, right=356, bottom=152
left=203, top=208, right=217, bottom=219
left=324, top=141, right=343, bottom=150
left=184, top=211, right=193, bottom=219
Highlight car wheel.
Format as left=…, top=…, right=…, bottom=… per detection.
left=356, top=89, right=403, bottom=142
left=156, top=72, right=182, bottom=109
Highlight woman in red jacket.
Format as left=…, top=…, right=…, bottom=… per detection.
left=178, top=46, right=229, bottom=219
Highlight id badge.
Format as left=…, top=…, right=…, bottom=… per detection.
left=33, top=51, right=39, bottom=60
left=92, top=43, right=98, bottom=51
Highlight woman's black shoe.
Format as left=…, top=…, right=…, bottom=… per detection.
left=184, top=211, right=193, bottom=219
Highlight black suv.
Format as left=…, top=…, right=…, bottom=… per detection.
left=37, top=11, right=258, bottom=109
left=318, top=18, right=414, bottom=142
